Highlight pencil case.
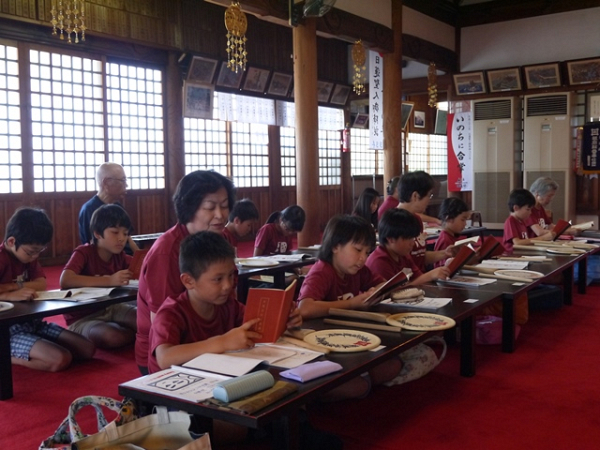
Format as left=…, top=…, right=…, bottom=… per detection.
left=213, top=370, right=275, bottom=403
left=280, top=360, right=343, bottom=383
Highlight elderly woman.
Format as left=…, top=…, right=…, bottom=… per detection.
left=528, top=177, right=559, bottom=237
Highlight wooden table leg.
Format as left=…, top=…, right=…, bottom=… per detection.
left=272, top=409, right=300, bottom=450
left=0, top=325, right=14, bottom=400
left=578, top=257, right=587, bottom=294
left=460, top=317, right=476, bottom=377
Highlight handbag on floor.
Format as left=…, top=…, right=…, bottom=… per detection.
left=39, top=395, right=210, bottom=450
left=384, top=335, right=447, bottom=386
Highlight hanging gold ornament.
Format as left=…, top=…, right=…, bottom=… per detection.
left=50, top=1, right=86, bottom=44
left=428, top=62, right=438, bottom=108
left=224, top=2, right=248, bottom=74
left=352, top=40, right=366, bottom=95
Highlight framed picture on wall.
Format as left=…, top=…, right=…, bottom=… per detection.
left=414, top=110, right=425, bottom=128
left=243, top=67, right=271, bottom=93
left=216, top=64, right=244, bottom=89
left=487, top=67, right=522, bottom=93
left=524, top=63, right=561, bottom=89
left=401, top=102, right=414, bottom=130
left=434, top=109, right=448, bottom=135
left=183, top=82, right=214, bottom=119
left=267, top=72, right=293, bottom=96
left=317, top=81, right=334, bottom=103
left=453, top=72, right=486, bottom=95
left=187, top=56, right=219, bottom=84
left=353, top=113, right=369, bottom=129
left=567, top=58, right=600, bottom=85
left=330, top=84, right=351, bottom=105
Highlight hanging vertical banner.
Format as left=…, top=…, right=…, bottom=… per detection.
left=447, top=111, right=473, bottom=191
left=369, top=51, right=383, bottom=150
left=581, top=122, right=600, bottom=173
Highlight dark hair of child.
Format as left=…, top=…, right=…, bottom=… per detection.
left=398, top=171, right=435, bottom=203
left=266, top=205, right=306, bottom=232
left=318, top=215, right=376, bottom=265
left=173, top=170, right=236, bottom=225
left=179, top=231, right=235, bottom=279
left=508, top=188, right=536, bottom=212
left=229, top=198, right=259, bottom=223
left=4, top=207, right=53, bottom=248
left=90, top=204, right=132, bottom=245
left=439, top=197, right=470, bottom=223
left=386, top=176, right=400, bottom=196
left=377, top=208, right=421, bottom=245
left=352, top=187, right=380, bottom=224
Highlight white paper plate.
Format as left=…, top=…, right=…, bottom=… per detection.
left=236, top=258, right=279, bottom=267
left=303, top=329, right=381, bottom=352
left=0, top=301, right=14, bottom=312
left=386, top=313, right=456, bottom=331
left=494, top=269, right=544, bottom=280
left=546, top=247, right=586, bottom=255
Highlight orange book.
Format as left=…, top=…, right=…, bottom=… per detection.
left=129, top=249, right=149, bottom=280
left=243, top=279, right=297, bottom=343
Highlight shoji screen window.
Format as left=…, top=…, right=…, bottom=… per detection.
left=0, top=43, right=21, bottom=193
left=317, top=129, right=341, bottom=186
left=184, top=118, right=228, bottom=175
left=30, top=50, right=104, bottom=192
left=106, top=63, right=165, bottom=189
left=406, top=133, right=447, bottom=175
left=230, top=122, right=269, bottom=188
left=350, top=128, right=383, bottom=176
left=280, top=126, right=296, bottom=187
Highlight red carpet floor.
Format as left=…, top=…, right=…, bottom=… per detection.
left=2, top=263, right=600, bottom=448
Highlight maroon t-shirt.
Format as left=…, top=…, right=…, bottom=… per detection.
left=62, top=244, right=132, bottom=325
left=503, top=215, right=529, bottom=253
left=255, top=223, right=292, bottom=255
left=148, top=290, right=245, bottom=373
left=0, top=243, right=45, bottom=286
left=366, top=245, right=423, bottom=281
left=433, top=230, right=458, bottom=267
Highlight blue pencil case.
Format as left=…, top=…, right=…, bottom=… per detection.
left=213, top=370, right=275, bottom=403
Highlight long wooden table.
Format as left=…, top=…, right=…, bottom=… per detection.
left=0, top=288, right=137, bottom=400
left=118, top=285, right=502, bottom=449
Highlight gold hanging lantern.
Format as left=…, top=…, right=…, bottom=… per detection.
left=224, top=2, right=248, bottom=73
left=428, top=62, right=438, bottom=108
left=352, top=40, right=366, bottom=95
left=50, top=1, right=86, bottom=44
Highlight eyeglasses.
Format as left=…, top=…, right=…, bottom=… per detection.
left=22, top=246, right=47, bottom=257
left=107, top=177, right=128, bottom=184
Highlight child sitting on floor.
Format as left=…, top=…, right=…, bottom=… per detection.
left=222, top=198, right=260, bottom=254
left=434, top=197, right=471, bottom=267
left=366, top=208, right=450, bottom=284
left=503, top=188, right=555, bottom=253
left=254, top=205, right=305, bottom=256
left=297, top=215, right=402, bottom=401
left=0, top=207, right=95, bottom=371
left=60, top=204, right=137, bottom=349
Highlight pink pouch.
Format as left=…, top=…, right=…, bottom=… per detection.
left=476, top=315, right=521, bottom=345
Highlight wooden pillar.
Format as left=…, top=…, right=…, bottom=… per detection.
left=383, top=0, right=403, bottom=180
left=165, top=52, right=185, bottom=225
left=293, top=19, right=320, bottom=246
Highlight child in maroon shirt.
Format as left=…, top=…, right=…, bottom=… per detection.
left=434, top=197, right=471, bottom=267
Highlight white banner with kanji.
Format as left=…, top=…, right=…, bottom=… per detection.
left=447, top=111, right=473, bottom=191
left=369, top=51, right=383, bottom=150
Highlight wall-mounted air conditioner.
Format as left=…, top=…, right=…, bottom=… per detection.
left=471, top=97, right=521, bottom=228
left=523, top=92, right=575, bottom=222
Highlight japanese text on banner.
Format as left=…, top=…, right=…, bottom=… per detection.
left=369, top=51, right=383, bottom=150
left=447, top=111, right=473, bottom=191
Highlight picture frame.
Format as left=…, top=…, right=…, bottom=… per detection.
left=330, top=84, right=351, bottom=106
left=317, top=81, right=334, bottom=103
left=183, top=82, right=214, bottom=119
left=243, top=67, right=271, bottom=93
left=401, top=102, right=414, bottom=130
left=187, top=56, right=219, bottom=84
left=216, top=64, right=244, bottom=89
left=586, top=91, right=600, bottom=121
left=487, top=67, right=522, bottom=93
left=434, top=109, right=448, bottom=135
left=567, top=58, right=600, bottom=85
left=267, top=72, right=293, bottom=97
left=353, top=113, right=369, bottom=129
left=413, top=110, right=425, bottom=129
left=453, top=72, right=486, bottom=95
left=524, top=63, right=561, bottom=89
